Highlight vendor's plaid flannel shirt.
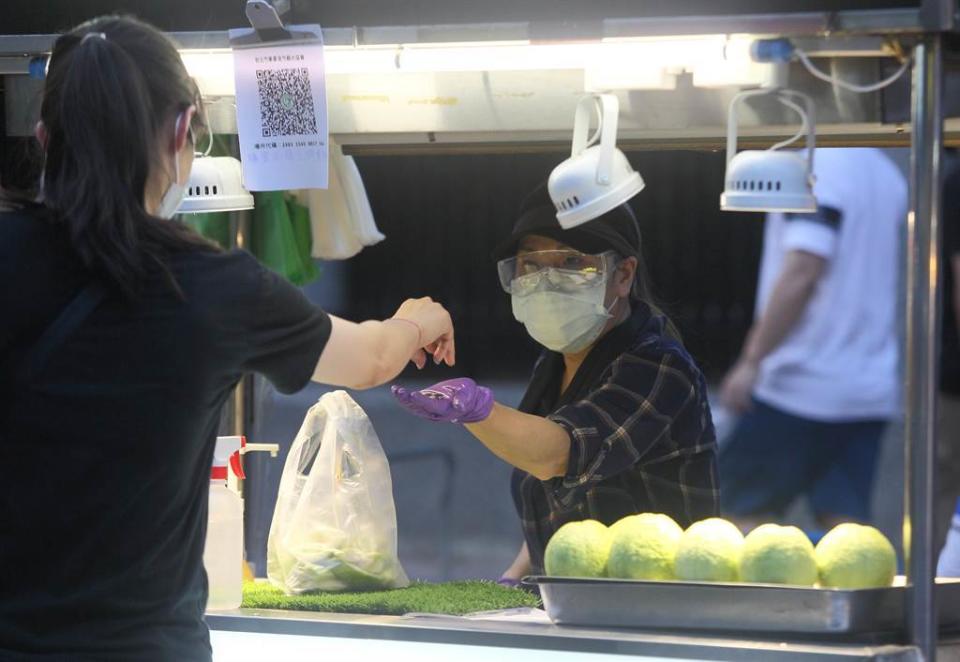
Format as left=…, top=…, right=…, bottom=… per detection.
left=514, top=329, right=720, bottom=573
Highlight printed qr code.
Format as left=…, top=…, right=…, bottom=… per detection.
left=256, top=68, right=318, bottom=138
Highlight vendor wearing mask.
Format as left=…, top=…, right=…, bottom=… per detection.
left=393, top=184, right=719, bottom=582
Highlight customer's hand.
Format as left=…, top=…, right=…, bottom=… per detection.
left=391, top=378, right=494, bottom=424
left=719, top=358, right=759, bottom=413
left=391, top=297, right=455, bottom=368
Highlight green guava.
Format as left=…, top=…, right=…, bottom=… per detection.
left=544, top=519, right=611, bottom=578
left=740, top=524, right=818, bottom=586
left=606, top=513, right=683, bottom=580
left=815, top=523, right=897, bottom=589
left=675, top=518, right=744, bottom=582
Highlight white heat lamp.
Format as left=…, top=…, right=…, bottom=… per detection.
left=173, top=107, right=254, bottom=214
left=178, top=156, right=254, bottom=214
left=548, top=94, right=645, bottom=229
left=720, top=88, right=817, bottom=213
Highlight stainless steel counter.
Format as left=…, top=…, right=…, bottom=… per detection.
left=207, top=609, right=960, bottom=661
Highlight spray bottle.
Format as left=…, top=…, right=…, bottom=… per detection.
left=204, top=436, right=245, bottom=611
left=204, top=436, right=281, bottom=611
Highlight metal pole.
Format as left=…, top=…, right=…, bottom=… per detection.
left=905, top=35, right=943, bottom=661
left=231, top=208, right=254, bottom=438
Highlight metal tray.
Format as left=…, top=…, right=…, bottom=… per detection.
left=527, top=576, right=960, bottom=636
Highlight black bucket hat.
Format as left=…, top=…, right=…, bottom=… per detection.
left=492, top=182, right=641, bottom=261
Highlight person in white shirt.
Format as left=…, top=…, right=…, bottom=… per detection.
left=719, top=147, right=907, bottom=532
left=940, top=498, right=960, bottom=577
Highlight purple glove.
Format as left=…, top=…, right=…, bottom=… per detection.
left=391, top=378, right=494, bottom=423
left=497, top=577, right=521, bottom=589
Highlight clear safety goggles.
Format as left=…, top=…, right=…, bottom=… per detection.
left=497, top=250, right=618, bottom=296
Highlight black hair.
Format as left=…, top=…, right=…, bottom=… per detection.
left=0, top=137, right=43, bottom=206
left=40, top=15, right=217, bottom=298
left=614, top=241, right=682, bottom=342
left=599, top=206, right=682, bottom=342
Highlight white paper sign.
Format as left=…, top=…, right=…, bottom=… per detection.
left=229, top=25, right=328, bottom=190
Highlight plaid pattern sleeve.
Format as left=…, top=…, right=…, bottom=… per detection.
left=546, top=348, right=717, bottom=512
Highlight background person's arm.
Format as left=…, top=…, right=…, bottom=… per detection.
left=720, top=249, right=827, bottom=412
left=313, top=297, right=455, bottom=390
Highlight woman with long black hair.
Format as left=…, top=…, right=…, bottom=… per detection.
left=0, top=16, right=454, bottom=661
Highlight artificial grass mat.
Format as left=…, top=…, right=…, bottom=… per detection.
left=242, top=580, right=541, bottom=616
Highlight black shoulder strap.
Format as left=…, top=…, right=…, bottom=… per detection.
left=13, top=281, right=107, bottom=385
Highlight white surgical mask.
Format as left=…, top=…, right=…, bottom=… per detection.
left=512, top=271, right=615, bottom=354
left=156, top=111, right=188, bottom=219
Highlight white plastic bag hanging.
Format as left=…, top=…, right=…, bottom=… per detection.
left=302, top=141, right=385, bottom=260
left=267, top=391, right=409, bottom=593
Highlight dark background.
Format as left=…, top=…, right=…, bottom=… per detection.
left=341, top=151, right=763, bottom=382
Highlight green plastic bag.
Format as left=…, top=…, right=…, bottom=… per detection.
left=250, top=191, right=319, bottom=287
left=286, top=194, right=318, bottom=283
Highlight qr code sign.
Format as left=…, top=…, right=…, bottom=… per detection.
left=256, top=68, right=318, bottom=138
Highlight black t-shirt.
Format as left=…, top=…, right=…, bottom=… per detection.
left=0, top=208, right=331, bottom=660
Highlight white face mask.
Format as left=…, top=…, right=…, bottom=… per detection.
left=512, top=271, right=615, bottom=354
left=156, top=111, right=188, bottom=219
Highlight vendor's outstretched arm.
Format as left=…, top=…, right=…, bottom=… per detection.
left=391, top=378, right=570, bottom=480
left=465, top=404, right=570, bottom=481
left=393, top=377, right=570, bottom=480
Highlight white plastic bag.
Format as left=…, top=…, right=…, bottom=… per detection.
left=301, top=141, right=385, bottom=260
left=267, top=391, right=409, bottom=593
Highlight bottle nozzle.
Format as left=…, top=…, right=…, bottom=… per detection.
left=229, top=451, right=246, bottom=480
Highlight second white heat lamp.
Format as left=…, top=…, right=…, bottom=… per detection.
left=548, top=94, right=645, bottom=229
left=176, top=106, right=255, bottom=215
left=179, top=156, right=255, bottom=214
left=720, top=88, right=817, bottom=214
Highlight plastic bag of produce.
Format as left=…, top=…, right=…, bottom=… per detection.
left=267, top=391, right=409, bottom=593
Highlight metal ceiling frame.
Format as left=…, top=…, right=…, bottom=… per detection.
left=0, top=5, right=951, bottom=58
